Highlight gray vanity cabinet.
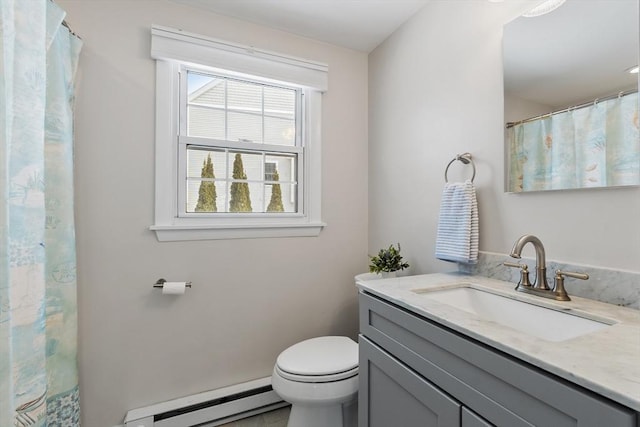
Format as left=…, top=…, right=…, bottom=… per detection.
left=358, top=291, right=638, bottom=427
left=360, top=337, right=460, bottom=426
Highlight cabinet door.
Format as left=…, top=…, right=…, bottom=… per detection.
left=462, top=408, right=493, bottom=427
left=359, top=336, right=460, bottom=427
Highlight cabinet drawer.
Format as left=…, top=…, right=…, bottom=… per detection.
left=360, top=292, right=637, bottom=427
left=360, top=336, right=461, bottom=427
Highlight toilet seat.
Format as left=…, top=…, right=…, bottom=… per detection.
left=276, top=336, right=358, bottom=383
left=276, top=364, right=358, bottom=383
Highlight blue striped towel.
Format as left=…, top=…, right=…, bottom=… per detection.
left=435, top=180, right=479, bottom=264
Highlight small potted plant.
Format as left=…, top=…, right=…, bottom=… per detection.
left=369, top=243, right=409, bottom=278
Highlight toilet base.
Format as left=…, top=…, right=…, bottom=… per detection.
left=287, top=399, right=357, bottom=427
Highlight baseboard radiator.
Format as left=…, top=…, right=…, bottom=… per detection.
left=124, top=377, right=288, bottom=427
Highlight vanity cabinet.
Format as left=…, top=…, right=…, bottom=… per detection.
left=358, top=291, right=638, bottom=427
left=361, top=336, right=490, bottom=426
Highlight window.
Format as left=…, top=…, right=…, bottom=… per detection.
left=182, top=71, right=300, bottom=214
left=264, top=162, right=277, bottom=182
left=149, top=26, right=328, bottom=241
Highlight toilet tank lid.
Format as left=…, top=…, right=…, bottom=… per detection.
left=276, top=336, right=358, bottom=376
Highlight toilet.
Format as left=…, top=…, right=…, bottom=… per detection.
left=271, top=336, right=359, bottom=427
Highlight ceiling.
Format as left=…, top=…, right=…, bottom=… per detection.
left=166, top=0, right=638, bottom=107
left=167, top=0, right=430, bottom=52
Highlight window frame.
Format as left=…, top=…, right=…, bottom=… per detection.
left=149, top=26, right=326, bottom=241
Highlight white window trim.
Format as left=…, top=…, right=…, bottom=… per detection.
left=149, top=26, right=327, bottom=241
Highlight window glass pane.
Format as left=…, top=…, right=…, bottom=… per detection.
left=227, top=152, right=261, bottom=212
left=264, top=154, right=296, bottom=183
left=187, top=72, right=225, bottom=138
left=188, top=73, right=225, bottom=107
left=230, top=151, right=262, bottom=182
left=188, top=106, right=225, bottom=139
left=187, top=148, right=227, bottom=179
left=264, top=154, right=297, bottom=213
left=264, top=86, right=296, bottom=146
left=265, top=183, right=297, bottom=213
left=228, top=111, right=262, bottom=142
left=227, top=80, right=262, bottom=111
left=264, top=86, right=295, bottom=119
left=186, top=148, right=228, bottom=213
left=248, top=181, right=265, bottom=213
left=264, top=116, right=295, bottom=146
left=186, top=180, right=226, bottom=213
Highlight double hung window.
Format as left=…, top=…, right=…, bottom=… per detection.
left=149, top=26, right=328, bottom=241
left=181, top=70, right=301, bottom=215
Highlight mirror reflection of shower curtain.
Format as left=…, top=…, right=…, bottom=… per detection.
left=0, top=0, right=82, bottom=425
left=507, top=92, right=639, bottom=192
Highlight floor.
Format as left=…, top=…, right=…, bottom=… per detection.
left=218, top=406, right=290, bottom=427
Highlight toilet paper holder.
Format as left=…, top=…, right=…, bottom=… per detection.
left=153, top=278, right=192, bottom=289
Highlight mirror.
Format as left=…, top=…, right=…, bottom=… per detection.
left=503, top=0, right=639, bottom=192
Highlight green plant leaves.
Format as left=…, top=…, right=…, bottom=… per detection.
left=369, top=243, right=409, bottom=274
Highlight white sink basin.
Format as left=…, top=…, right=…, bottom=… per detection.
left=412, top=285, right=613, bottom=342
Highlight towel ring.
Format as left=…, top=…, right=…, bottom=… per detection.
left=444, top=152, right=476, bottom=183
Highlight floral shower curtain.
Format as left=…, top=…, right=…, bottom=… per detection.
left=507, top=92, right=639, bottom=192
left=0, top=0, right=82, bottom=425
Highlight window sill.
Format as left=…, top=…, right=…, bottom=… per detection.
left=150, top=222, right=325, bottom=241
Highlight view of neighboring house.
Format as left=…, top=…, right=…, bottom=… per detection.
left=185, top=72, right=298, bottom=213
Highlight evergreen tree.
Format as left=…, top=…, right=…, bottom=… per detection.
left=266, top=169, right=284, bottom=212
left=229, top=153, right=252, bottom=212
left=195, top=154, right=217, bottom=212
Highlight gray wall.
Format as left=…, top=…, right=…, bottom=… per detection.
left=368, top=0, right=640, bottom=274
left=58, top=1, right=368, bottom=425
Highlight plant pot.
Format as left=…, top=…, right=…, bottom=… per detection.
left=380, top=271, right=397, bottom=279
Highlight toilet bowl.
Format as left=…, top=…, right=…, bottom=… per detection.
left=271, top=336, right=359, bottom=427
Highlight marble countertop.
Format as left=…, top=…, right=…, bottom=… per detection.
left=356, top=272, right=640, bottom=411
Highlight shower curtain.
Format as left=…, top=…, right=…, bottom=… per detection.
left=507, top=92, right=640, bottom=192
left=0, top=0, right=82, bottom=425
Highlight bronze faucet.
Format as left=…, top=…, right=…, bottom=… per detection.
left=504, top=234, right=588, bottom=301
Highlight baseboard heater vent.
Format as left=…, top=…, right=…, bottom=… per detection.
left=124, top=377, right=287, bottom=427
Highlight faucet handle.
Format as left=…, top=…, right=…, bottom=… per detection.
left=553, top=270, right=589, bottom=301
left=556, top=270, right=589, bottom=281
left=504, top=261, right=532, bottom=288
left=503, top=261, right=528, bottom=270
